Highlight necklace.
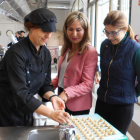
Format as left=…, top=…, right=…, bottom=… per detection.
left=69, top=47, right=79, bottom=57
left=69, top=51, right=75, bottom=57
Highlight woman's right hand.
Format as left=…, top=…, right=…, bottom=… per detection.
left=95, top=76, right=100, bottom=84
left=51, top=96, right=65, bottom=110
left=95, top=71, right=100, bottom=84
left=35, top=104, right=70, bottom=124
left=49, top=110, right=70, bottom=124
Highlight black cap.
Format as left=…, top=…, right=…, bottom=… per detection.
left=20, top=30, right=25, bottom=33
left=24, top=8, right=57, bottom=32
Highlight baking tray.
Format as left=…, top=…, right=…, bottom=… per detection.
left=70, top=113, right=128, bottom=140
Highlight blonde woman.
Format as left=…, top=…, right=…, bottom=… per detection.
left=52, top=11, right=98, bottom=115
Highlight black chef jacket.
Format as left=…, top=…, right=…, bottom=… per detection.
left=0, top=36, right=54, bottom=126
left=18, top=36, right=25, bottom=41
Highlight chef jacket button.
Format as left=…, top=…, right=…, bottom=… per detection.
left=27, top=71, right=29, bottom=74
left=28, top=81, right=30, bottom=83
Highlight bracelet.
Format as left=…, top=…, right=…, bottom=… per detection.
left=49, top=95, right=57, bottom=101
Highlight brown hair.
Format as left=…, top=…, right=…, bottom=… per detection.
left=15, top=31, right=21, bottom=35
left=104, top=10, right=134, bottom=40
left=61, top=11, right=91, bottom=56
left=24, top=22, right=39, bottom=32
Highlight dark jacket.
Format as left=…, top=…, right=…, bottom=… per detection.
left=0, top=36, right=53, bottom=115
left=18, top=36, right=25, bottom=41
left=97, top=36, right=140, bottom=105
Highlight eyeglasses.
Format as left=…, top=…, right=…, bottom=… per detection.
left=103, top=29, right=123, bottom=37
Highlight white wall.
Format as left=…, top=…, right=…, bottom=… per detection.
left=131, top=1, right=140, bottom=40
left=47, top=29, right=63, bottom=46
left=0, top=15, right=25, bottom=48
left=47, top=9, right=71, bottom=46
left=0, top=9, right=71, bottom=48
left=50, top=9, right=71, bottom=31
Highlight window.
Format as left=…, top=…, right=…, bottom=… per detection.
left=89, top=0, right=94, bottom=2
left=75, top=0, right=79, bottom=11
left=94, top=0, right=109, bottom=70
left=95, top=0, right=109, bottom=54
left=72, top=0, right=84, bottom=12
left=121, top=0, right=130, bottom=22
left=87, top=6, right=91, bottom=25
left=90, top=4, right=96, bottom=47
left=79, top=0, right=83, bottom=10
left=72, top=2, right=76, bottom=12
left=72, top=0, right=78, bottom=12
left=110, top=0, right=119, bottom=10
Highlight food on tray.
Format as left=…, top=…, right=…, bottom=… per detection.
left=69, top=115, right=119, bottom=140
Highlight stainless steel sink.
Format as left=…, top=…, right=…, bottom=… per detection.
left=27, top=128, right=59, bottom=140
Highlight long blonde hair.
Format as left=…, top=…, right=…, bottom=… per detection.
left=104, top=10, right=134, bottom=40
left=61, top=11, right=91, bottom=56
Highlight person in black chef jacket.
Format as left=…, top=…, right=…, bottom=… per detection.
left=0, top=8, right=70, bottom=127
left=18, top=30, right=25, bottom=41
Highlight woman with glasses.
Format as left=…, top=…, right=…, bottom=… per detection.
left=95, top=10, right=140, bottom=135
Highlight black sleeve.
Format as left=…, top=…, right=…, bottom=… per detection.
left=7, top=42, right=13, bottom=47
left=5, top=50, right=42, bottom=115
left=38, top=49, right=54, bottom=102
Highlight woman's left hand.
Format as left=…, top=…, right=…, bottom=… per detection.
left=50, top=96, right=65, bottom=110
left=59, top=91, right=68, bottom=103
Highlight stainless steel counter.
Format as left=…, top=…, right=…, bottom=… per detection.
left=0, top=125, right=59, bottom=140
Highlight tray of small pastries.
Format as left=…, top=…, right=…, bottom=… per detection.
left=69, top=113, right=128, bottom=140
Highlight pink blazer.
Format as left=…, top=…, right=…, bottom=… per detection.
left=52, top=45, right=98, bottom=111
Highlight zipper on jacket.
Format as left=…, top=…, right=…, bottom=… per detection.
left=104, top=59, right=113, bottom=101
left=104, top=44, right=120, bottom=102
